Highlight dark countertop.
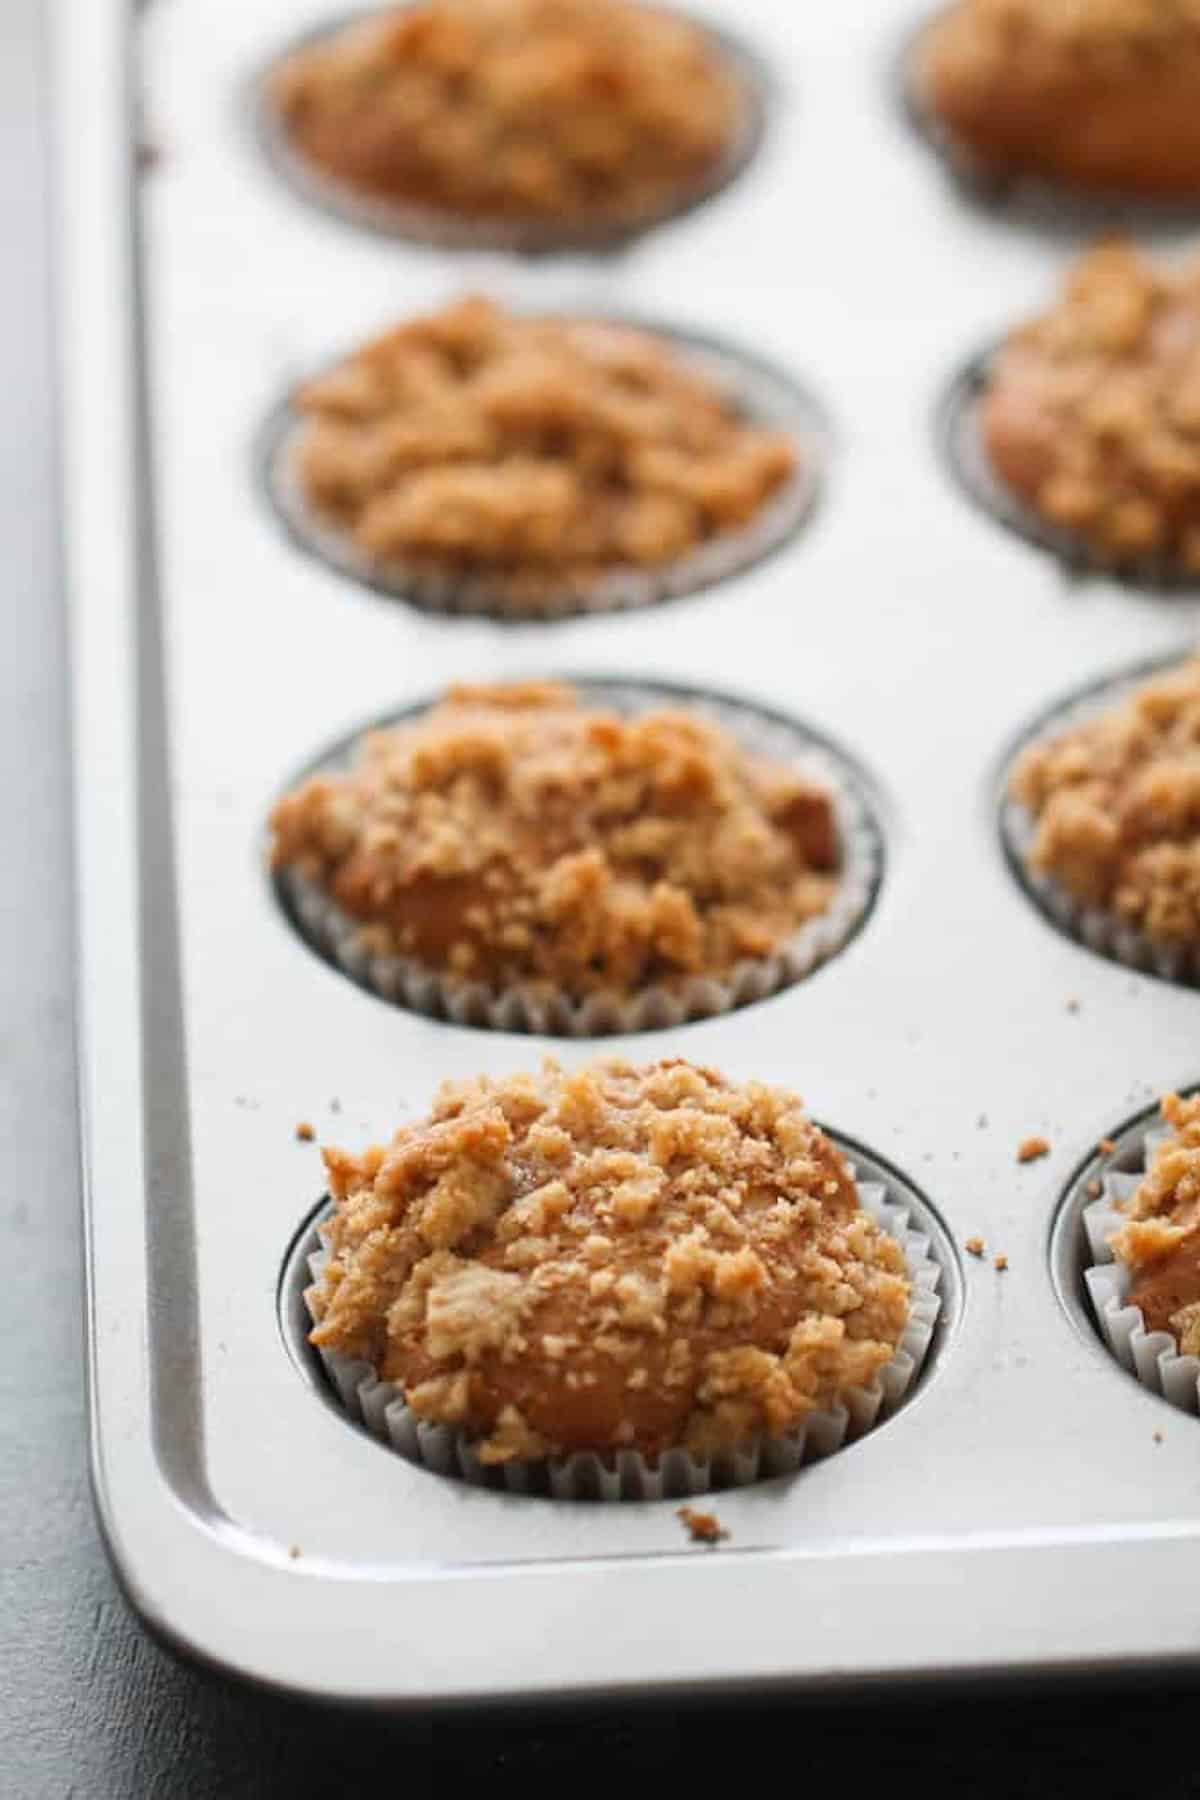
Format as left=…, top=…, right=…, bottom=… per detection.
left=4, top=5, right=1197, bottom=1792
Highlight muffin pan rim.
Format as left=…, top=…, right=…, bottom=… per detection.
left=246, top=0, right=773, bottom=254
left=255, top=311, right=831, bottom=622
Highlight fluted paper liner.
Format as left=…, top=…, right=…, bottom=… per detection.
left=1082, top=1126, right=1200, bottom=1416
left=259, top=328, right=824, bottom=622
left=1001, top=668, right=1200, bottom=989
left=275, top=684, right=881, bottom=1035
left=253, top=8, right=767, bottom=255
left=300, top=1166, right=944, bottom=1500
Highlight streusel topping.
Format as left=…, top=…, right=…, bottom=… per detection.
left=1010, top=655, right=1200, bottom=946
left=983, top=243, right=1200, bottom=569
left=1111, top=1093, right=1200, bottom=1353
left=270, top=0, right=744, bottom=226
left=270, top=682, right=840, bottom=996
left=307, top=1058, right=911, bottom=1461
left=943, top=0, right=1200, bottom=61
left=289, top=297, right=797, bottom=581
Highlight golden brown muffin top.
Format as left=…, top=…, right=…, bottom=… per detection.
left=290, top=296, right=796, bottom=581
left=1010, top=654, right=1200, bottom=945
left=983, top=243, right=1200, bottom=569
left=1111, top=1092, right=1200, bottom=1352
left=930, top=0, right=1200, bottom=68
left=308, top=1058, right=912, bottom=1462
left=270, top=0, right=743, bottom=225
left=271, top=682, right=840, bottom=997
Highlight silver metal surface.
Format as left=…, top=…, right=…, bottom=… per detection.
left=62, top=0, right=1200, bottom=1709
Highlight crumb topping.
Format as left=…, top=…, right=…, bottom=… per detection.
left=1017, top=1135, right=1051, bottom=1163
left=983, top=243, right=1200, bottom=569
left=965, top=1235, right=985, bottom=1257
left=271, top=682, right=840, bottom=996
left=270, top=0, right=743, bottom=226
left=677, top=1504, right=728, bottom=1544
left=289, top=297, right=797, bottom=581
left=1111, top=1093, right=1200, bottom=1347
left=307, top=1058, right=912, bottom=1462
left=1010, top=653, right=1200, bottom=946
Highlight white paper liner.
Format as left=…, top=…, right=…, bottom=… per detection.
left=1000, top=665, right=1200, bottom=989
left=1081, top=1125, right=1200, bottom=1417
left=941, top=350, right=1200, bottom=590
left=260, top=330, right=824, bottom=622
left=274, top=683, right=881, bottom=1035
left=901, top=10, right=1200, bottom=227
left=251, top=7, right=767, bottom=254
left=300, top=1164, right=944, bottom=1500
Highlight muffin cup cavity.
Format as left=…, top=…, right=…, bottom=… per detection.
left=1072, top=1122, right=1200, bottom=1418
left=252, top=7, right=768, bottom=254
left=287, top=1149, right=947, bottom=1500
left=999, top=661, right=1200, bottom=990
left=258, top=326, right=827, bottom=623
left=272, top=681, right=883, bottom=1035
left=939, top=350, right=1200, bottom=591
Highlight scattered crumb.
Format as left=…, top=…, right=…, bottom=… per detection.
left=1153, top=1431, right=1164, bottom=1445
left=1018, top=1135, right=1051, bottom=1164
left=1087, top=1177, right=1103, bottom=1199
left=295, top=1121, right=316, bottom=1142
left=288, top=1544, right=302, bottom=1559
left=976, top=1113, right=988, bottom=1130
left=678, top=1505, right=728, bottom=1546
left=330, top=1098, right=342, bottom=1114
left=135, top=140, right=162, bottom=174
left=994, top=1254, right=1009, bottom=1272
left=1099, top=1138, right=1117, bottom=1155
left=1066, top=998, right=1080, bottom=1014
left=965, top=1235, right=986, bottom=1258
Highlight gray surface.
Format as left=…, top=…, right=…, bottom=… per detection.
left=5, top=0, right=1200, bottom=1789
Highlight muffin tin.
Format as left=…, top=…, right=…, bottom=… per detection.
left=62, top=0, right=1200, bottom=1707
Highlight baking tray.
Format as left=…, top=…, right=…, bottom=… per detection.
left=58, top=0, right=1200, bottom=1709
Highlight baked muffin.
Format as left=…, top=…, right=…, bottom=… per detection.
left=916, top=0, right=1200, bottom=198
left=306, top=1057, right=914, bottom=1466
left=267, top=0, right=755, bottom=243
left=1009, top=655, right=1200, bottom=956
left=1109, top=1093, right=1200, bottom=1355
left=276, top=296, right=802, bottom=613
left=980, top=242, right=1200, bottom=573
left=270, top=682, right=854, bottom=1025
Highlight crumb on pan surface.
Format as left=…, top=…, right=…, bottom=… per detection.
left=917, top=0, right=1200, bottom=196
left=981, top=243, right=1200, bottom=573
left=1017, top=1135, right=1050, bottom=1163
left=306, top=1058, right=912, bottom=1463
left=965, top=1235, right=985, bottom=1257
left=287, top=296, right=797, bottom=582
left=1009, top=652, right=1200, bottom=947
left=295, top=1121, right=316, bottom=1142
left=270, top=681, right=841, bottom=997
left=269, top=0, right=744, bottom=226
left=1111, top=1092, right=1200, bottom=1352
left=678, top=1504, right=728, bottom=1543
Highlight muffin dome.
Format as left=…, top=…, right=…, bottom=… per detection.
left=268, top=0, right=749, bottom=235
left=270, top=682, right=842, bottom=1002
left=283, top=297, right=798, bottom=593
left=306, top=1058, right=913, bottom=1464
left=918, top=0, right=1200, bottom=198
left=1010, top=655, right=1200, bottom=950
left=981, top=243, right=1200, bottom=573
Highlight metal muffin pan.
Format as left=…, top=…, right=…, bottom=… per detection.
left=61, top=0, right=1200, bottom=1708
